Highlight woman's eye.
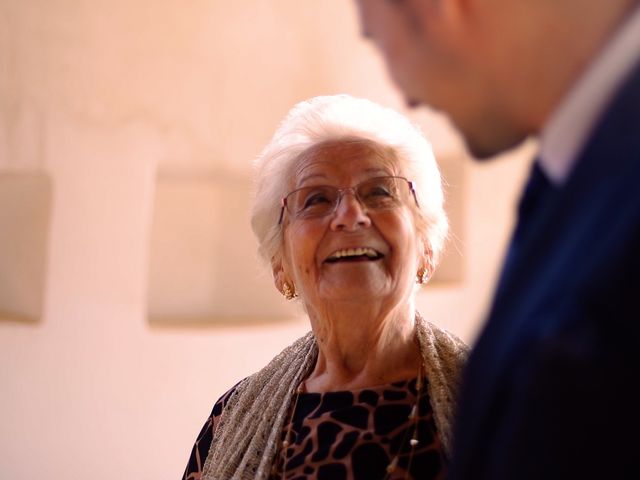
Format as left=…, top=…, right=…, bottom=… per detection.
left=367, top=186, right=393, bottom=197
left=302, top=193, right=332, bottom=208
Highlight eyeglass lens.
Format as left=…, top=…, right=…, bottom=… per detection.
left=286, top=176, right=411, bottom=219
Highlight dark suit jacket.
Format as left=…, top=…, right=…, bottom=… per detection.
left=449, top=60, right=640, bottom=479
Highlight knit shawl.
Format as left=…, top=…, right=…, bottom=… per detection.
left=202, top=313, right=468, bottom=480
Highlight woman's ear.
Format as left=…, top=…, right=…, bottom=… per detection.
left=271, top=256, right=285, bottom=291
left=419, top=244, right=435, bottom=280
left=272, top=255, right=298, bottom=299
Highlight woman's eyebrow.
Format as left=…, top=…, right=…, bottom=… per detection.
left=296, top=168, right=392, bottom=187
left=295, top=173, right=329, bottom=187
left=364, top=167, right=392, bottom=175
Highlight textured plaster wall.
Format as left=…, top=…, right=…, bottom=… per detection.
left=0, top=1, right=532, bottom=478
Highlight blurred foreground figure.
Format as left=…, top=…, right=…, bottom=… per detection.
left=355, top=0, right=640, bottom=478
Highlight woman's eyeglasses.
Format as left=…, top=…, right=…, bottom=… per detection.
left=278, top=176, right=419, bottom=224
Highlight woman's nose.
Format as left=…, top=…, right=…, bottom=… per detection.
left=329, top=192, right=372, bottom=231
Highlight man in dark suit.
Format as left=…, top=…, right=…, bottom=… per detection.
left=355, top=0, right=640, bottom=477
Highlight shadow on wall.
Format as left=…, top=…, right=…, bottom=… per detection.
left=0, top=172, right=52, bottom=323
left=147, top=171, right=301, bottom=327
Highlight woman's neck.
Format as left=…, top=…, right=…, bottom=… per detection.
left=303, top=302, right=421, bottom=392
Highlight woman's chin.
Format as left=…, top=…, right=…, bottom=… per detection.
left=315, top=278, right=391, bottom=303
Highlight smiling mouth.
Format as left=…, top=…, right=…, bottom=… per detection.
left=324, top=247, right=384, bottom=264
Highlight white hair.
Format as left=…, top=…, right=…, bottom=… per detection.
left=250, top=94, right=448, bottom=273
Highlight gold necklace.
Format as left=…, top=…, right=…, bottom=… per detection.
left=274, top=361, right=425, bottom=480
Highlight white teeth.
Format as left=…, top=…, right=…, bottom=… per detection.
left=328, top=247, right=380, bottom=260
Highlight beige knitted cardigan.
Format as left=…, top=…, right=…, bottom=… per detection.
left=202, top=313, right=468, bottom=480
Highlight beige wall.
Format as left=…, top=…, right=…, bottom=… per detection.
left=0, top=1, right=533, bottom=479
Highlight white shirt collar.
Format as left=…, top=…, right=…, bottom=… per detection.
left=539, top=6, right=640, bottom=185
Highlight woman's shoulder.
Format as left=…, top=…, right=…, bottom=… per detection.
left=181, top=378, right=249, bottom=480
left=210, top=379, right=245, bottom=417
left=211, top=332, right=315, bottom=416
left=422, top=320, right=469, bottom=358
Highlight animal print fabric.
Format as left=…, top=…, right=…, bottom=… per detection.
left=183, top=377, right=446, bottom=480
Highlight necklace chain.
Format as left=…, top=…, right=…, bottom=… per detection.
left=384, top=361, right=423, bottom=480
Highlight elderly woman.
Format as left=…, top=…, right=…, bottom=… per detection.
left=183, top=94, right=467, bottom=480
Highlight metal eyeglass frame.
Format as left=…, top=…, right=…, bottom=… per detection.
left=277, top=175, right=420, bottom=225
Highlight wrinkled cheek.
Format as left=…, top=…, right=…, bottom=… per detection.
left=285, top=225, right=320, bottom=290
left=298, top=265, right=316, bottom=296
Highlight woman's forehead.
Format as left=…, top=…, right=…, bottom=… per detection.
left=290, top=139, right=400, bottom=184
